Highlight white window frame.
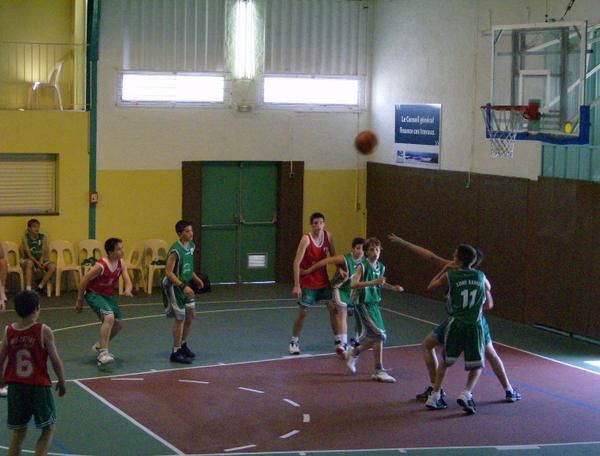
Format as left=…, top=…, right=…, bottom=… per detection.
left=0, top=154, right=58, bottom=215
left=117, top=71, right=231, bottom=107
left=260, top=74, right=365, bottom=112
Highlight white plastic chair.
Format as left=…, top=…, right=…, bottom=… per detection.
left=78, top=239, right=104, bottom=276
left=143, top=239, right=168, bottom=294
left=1, top=241, right=26, bottom=293
left=119, top=242, right=145, bottom=295
left=48, top=240, right=82, bottom=296
left=27, top=58, right=65, bottom=110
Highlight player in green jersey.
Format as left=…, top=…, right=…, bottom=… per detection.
left=425, top=244, right=491, bottom=414
left=387, top=234, right=521, bottom=403
left=161, top=220, right=205, bottom=364
left=20, top=219, right=56, bottom=294
left=344, top=238, right=403, bottom=383
left=301, top=237, right=365, bottom=355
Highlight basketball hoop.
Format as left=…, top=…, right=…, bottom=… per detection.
left=480, top=104, right=538, bottom=158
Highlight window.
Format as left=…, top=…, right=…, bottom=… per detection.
left=117, top=0, right=227, bottom=105
left=263, top=75, right=361, bottom=107
left=0, top=154, right=57, bottom=215
left=119, top=72, right=226, bottom=104
left=262, top=0, right=368, bottom=109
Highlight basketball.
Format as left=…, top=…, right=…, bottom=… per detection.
left=354, top=130, right=378, bottom=155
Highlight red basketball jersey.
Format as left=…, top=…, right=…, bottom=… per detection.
left=299, top=231, right=331, bottom=289
left=87, top=258, right=123, bottom=296
left=3, top=322, right=51, bottom=386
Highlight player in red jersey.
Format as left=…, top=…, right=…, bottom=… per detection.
left=0, top=290, right=66, bottom=456
left=76, top=238, right=132, bottom=367
left=289, top=212, right=337, bottom=355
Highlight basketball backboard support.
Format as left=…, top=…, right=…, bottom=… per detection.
left=489, top=21, right=590, bottom=145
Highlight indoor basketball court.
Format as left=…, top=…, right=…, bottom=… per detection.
left=0, top=1, right=598, bottom=456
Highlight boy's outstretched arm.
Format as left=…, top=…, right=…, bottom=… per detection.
left=43, top=325, right=66, bottom=397
left=387, top=234, right=450, bottom=269
left=301, top=255, right=344, bottom=276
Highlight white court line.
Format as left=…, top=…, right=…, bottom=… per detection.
left=496, top=445, right=541, bottom=451
left=60, top=302, right=597, bottom=381
left=303, top=414, right=310, bottom=423
left=200, top=441, right=600, bottom=455
left=71, top=343, right=418, bottom=382
left=54, top=305, right=298, bottom=334
left=279, top=430, right=299, bottom=439
left=283, top=398, right=300, bottom=407
left=110, top=378, right=144, bottom=381
left=380, top=306, right=600, bottom=377
left=224, top=444, right=256, bottom=452
left=0, top=446, right=87, bottom=456
left=74, top=380, right=184, bottom=455
left=179, top=379, right=210, bottom=384
left=36, top=297, right=297, bottom=312
left=238, top=386, right=264, bottom=394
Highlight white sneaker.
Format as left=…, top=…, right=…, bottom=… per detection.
left=0, top=386, right=7, bottom=397
left=344, top=350, right=359, bottom=374
left=457, top=392, right=476, bottom=415
left=288, top=341, right=300, bottom=355
left=372, top=369, right=396, bottom=383
left=97, top=351, right=115, bottom=367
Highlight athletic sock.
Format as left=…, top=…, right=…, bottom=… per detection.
left=173, top=347, right=181, bottom=353
left=26, top=286, right=32, bottom=291
left=375, top=363, right=383, bottom=371
left=290, top=336, right=299, bottom=344
left=341, top=334, right=348, bottom=344
left=461, top=390, right=473, bottom=400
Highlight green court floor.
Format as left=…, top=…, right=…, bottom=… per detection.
left=0, top=284, right=598, bottom=455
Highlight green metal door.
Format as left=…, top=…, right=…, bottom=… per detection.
left=239, top=162, right=277, bottom=282
left=200, top=162, right=277, bottom=283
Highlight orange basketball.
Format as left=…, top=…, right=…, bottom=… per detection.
left=354, top=130, right=378, bottom=155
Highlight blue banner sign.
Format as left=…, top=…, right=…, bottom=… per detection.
left=394, top=103, right=441, bottom=169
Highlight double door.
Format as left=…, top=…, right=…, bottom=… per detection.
left=200, top=162, right=277, bottom=283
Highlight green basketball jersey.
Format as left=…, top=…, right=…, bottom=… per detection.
left=356, top=258, right=385, bottom=305
left=169, top=240, right=195, bottom=283
left=332, top=252, right=362, bottom=292
left=25, top=232, right=45, bottom=261
left=445, top=269, right=486, bottom=324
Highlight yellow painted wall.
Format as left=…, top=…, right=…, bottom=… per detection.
left=0, top=111, right=89, bottom=244
left=0, top=0, right=74, bottom=43
left=95, top=170, right=182, bottom=249
left=0, top=0, right=84, bottom=109
left=94, top=168, right=366, bottom=262
left=303, top=169, right=367, bottom=253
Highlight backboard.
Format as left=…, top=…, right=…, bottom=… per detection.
left=490, top=21, right=590, bottom=144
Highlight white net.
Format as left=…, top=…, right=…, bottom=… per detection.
left=481, top=107, right=525, bottom=159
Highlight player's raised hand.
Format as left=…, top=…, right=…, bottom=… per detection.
left=387, top=233, right=403, bottom=243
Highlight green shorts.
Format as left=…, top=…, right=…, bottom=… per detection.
left=355, top=301, right=386, bottom=343
left=433, top=316, right=491, bottom=345
left=298, top=287, right=332, bottom=308
left=332, top=286, right=353, bottom=309
left=443, top=319, right=485, bottom=370
left=85, top=292, right=122, bottom=320
left=161, top=277, right=195, bottom=321
left=7, top=383, right=56, bottom=430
